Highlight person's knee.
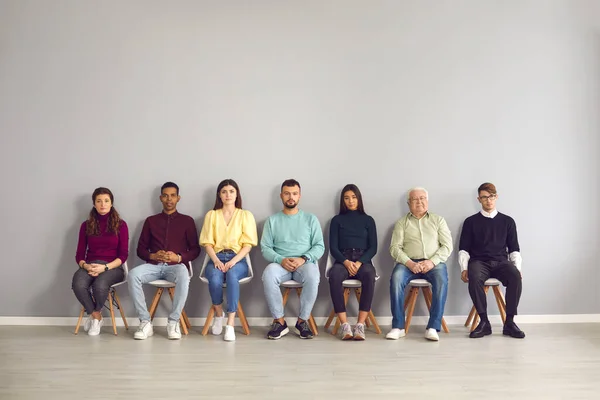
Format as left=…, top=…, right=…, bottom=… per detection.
left=362, top=264, right=377, bottom=281
left=468, top=267, right=485, bottom=283
left=173, top=265, right=189, bottom=280
left=391, top=264, right=408, bottom=287
left=129, top=267, right=145, bottom=284
left=303, top=267, right=320, bottom=287
left=91, top=281, right=110, bottom=294
left=328, top=267, right=345, bottom=285
left=261, top=263, right=281, bottom=284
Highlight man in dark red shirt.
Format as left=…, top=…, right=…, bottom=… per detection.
left=128, top=182, right=200, bottom=340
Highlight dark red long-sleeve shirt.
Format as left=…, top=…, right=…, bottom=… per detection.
left=136, top=211, right=201, bottom=265
left=75, top=213, right=129, bottom=265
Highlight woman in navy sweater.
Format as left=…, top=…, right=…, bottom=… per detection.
left=328, top=184, right=377, bottom=340
left=72, top=187, right=129, bottom=336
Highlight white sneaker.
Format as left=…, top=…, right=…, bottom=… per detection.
left=167, top=321, right=181, bottom=340
left=88, top=318, right=103, bottom=336
left=223, top=325, right=236, bottom=342
left=386, top=328, right=406, bottom=340
left=211, top=314, right=224, bottom=335
left=134, top=320, right=154, bottom=340
left=425, top=328, right=439, bottom=341
left=83, top=315, right=94, bottom=332
left=340, top=322, right=353, bottom=340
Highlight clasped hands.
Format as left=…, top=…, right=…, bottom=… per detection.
left=406, top=259, right=435, bottom=274
left=281, top=257, right=306, bottom=272
left=150, top=250, right=180, bottom=264
left=343, top=260, right=362, bottom=276
left=84, top=263, right=106, bottom=277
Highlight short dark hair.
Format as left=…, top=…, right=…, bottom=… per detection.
left=281, top=179, right=301, bottom=192
left=161, top=181, right=179, bottom=195
left=339, top=184, right=365, bottom=214
left=213, top=179, right=243, bottom=210
left=478, top=182, right=497, bottom=196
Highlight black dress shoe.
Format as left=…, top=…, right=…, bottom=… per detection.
left=503, top=321, right=526, bottom=338
left=469, top=320, right=492, bottom=338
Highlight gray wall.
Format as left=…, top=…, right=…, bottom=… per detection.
left=1, top=0, right=598, bottom=319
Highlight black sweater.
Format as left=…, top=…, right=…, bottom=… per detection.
left=459, top=212, right=520, bottom=263
left=329, top=211, right=378, bottom=264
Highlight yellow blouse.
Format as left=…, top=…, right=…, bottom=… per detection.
left=199, top=208, right=258, bottom=254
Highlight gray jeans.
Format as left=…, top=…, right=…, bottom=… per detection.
left=72, top=261, right=124, bottom=314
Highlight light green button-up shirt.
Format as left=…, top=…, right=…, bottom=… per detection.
left=389, top=211, right=453, bottom=266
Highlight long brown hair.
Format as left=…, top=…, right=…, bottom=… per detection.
left=213, top=179, right=243, bottom=210
left=86, top=187, right=122, bottom=236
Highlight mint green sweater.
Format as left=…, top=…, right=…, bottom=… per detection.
left=260, top=210, right=325, bottom=264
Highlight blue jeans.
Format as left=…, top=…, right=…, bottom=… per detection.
left=390, top=262, right=448, bottom=331
left=128, top=263, right=190, bottom=323
left=205, top=252, right=249, bottom=313
left=262, top=262, right=320, bottom=321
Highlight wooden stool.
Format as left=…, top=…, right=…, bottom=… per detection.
left=147, top=262, right=193, bottom=335
left=74, top=262, right=129, bottom=336
left=323, top=256, right=381, bottom=335
left=404, top=279, right=450, bottom=333
left=199, top=254, right=253, bottom=336
left=280, top=280, right=319, bottom=335
left=464, top=278, right=506, bottom=331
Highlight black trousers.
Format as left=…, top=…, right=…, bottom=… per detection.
left=72, top=263, right=124, bottom=314
left=329, top=263, right=376, bottom=314
left=468, top=259, right=522, bottom=316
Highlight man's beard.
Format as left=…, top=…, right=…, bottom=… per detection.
left=284, top=202, right=297, bottom=209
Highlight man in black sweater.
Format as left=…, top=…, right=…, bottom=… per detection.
left=459, top=182, right=525, bottom=339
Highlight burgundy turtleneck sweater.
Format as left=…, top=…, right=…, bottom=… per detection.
left=75, top=213, right=129, bottom=265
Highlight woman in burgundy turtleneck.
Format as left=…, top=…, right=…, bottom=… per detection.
left=72, top=187, right=129, bottom=336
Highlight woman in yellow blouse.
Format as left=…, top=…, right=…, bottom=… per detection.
left=199, top=179, right=258, bottom=341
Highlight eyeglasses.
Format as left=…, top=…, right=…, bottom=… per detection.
left=409, top=197, right=427, bottom=203
left=479, top=194, right=497, bottom=201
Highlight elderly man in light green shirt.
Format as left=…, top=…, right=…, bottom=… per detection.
left=386, top=187, right=453, bottom=342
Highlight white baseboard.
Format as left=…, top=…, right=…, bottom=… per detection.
left=0, top=314, right=598, bottom=327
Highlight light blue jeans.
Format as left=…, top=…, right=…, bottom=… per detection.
left=262, top=262, right=320, bottom=321
left=205, top=252, right=249, bottom=313
left=128, top=263, right=190, bottom=323
left=390, top=262, right=448, bottom=331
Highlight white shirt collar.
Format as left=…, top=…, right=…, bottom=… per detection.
left=480, top=209, right=498, bottom=218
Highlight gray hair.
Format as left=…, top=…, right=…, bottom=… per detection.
left=407, top=187, right=429, bottom=203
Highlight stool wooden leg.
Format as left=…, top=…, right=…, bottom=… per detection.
left=107, top=292, right=118, bottom=335
left=465, top=305, right=477, bottom=327
left=367, top=310, right=382, bottom=334
left=74, top=307, right=85, bottom=335
left=201, top=305, right=215, bottom=336
left=282, top=288, right=291, bottom=306
left=113, top=290, right=128, bottom=330
left=333, top=288, right=350, bottom=335
left=167, top=288, right=188, bottom=335
left=181, top=310, right=192, bottom=329
left=308, top=315, right=319, bottom=336
left=149, top=288, right=163, bottom=320
left=324, top=309, right=336, bottom=330
left=237, top=301, right=251, bottom=335
left=492, top=286, right=507, bottom=324
left=405, top=288, right=419, bottom=334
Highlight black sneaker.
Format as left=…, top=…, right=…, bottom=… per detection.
left=295, top=320, right=314, bottom=339
left=267, top=321, right=289, bottom=340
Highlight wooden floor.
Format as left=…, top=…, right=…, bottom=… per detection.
left=0, top=323, right=599, bottom=399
